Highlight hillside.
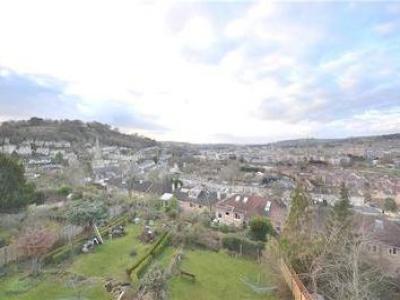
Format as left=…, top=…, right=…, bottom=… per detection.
left=0, top=118, right=157, bottom=149
left=268, top=133, right=400, bottom=148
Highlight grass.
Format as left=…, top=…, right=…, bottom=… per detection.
left=0, top=227, right=12, bottom=243
left=69, top=223, right=153, bottom=281
left=0, top=223, right=152, bottom=300
left=168, top=250, right=277, bottom=300
left=157, top=247, right=175, bottom=269
left=0, top=224, right=279, bottom=300
left=0, top=273, right=109, bottom=300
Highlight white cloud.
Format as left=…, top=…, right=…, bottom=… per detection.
left=178, top=16, right=216, bottom=51
left=326, top=107, right=400, bottom=137
left=373, top=21, right=397, bottom=35
left=225, top=1, right=276, bottom=39
left=0, top=0, right=398, bottom=143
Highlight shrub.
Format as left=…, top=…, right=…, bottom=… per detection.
left=139, top=264, right=167, bottom=299
left=222, top=234, right=264, bottom=258
left=51, top=247, right=75, bottom=264
left=58, top=186, right=72, bottom=196
left=66, top=200, right=107, bottom=225
left=384, top=197, right=397, bottom=212
left=249, top=216, right=274, bottom=241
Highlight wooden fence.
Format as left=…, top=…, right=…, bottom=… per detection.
left=0, top=244, right=25, bottom=267
left=0, top=214, right=129, bottom=268
left=279, top=258, right=313, bottom=300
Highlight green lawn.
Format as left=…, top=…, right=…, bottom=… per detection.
left=0, top=223, right=152, bottom=300
left=69, top=223, right=153, bottom=281
left=155, top=246, right=175, bottom=269
left=0, top=226, right=278, bottom=300
left=0, top=273, right=109, bottom=300
left=168, top=250, right=277, bottom=300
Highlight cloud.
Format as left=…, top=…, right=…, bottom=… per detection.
left=178, top=16, right=216, bottom=51
left=373, top=21, right=398, bottom=35
left=0, top=69, right=164, bottom=132
left=0, top=1, right=399, bottom=143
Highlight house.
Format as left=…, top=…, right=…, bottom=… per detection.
left=126, top=180, right=153, bottom=197
left=175, top=187, right=223, bottom=213
left=138, top=159, right=156, bottom=173
left=359, top=216, right=400, bottom=276
left=215, top=194, right=287, bottom=231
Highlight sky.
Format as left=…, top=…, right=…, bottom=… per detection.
left=0, top=0, right=399, bottom=144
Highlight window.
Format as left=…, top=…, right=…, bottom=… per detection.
left=234, top=213, right=240, bottom=219
left=225, top=212, right=230, bottom=216
left=189, top=203, right=193, bottom=207
left=373, top=245, right=376, bottom=252
left=393, top=248, right=397, bottom=255
left=218, top=213, right=222, bottom=218
left=199, top=205, right=202, bottom=208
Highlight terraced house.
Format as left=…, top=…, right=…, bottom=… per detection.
left=215, top=194, right=287, bottom=232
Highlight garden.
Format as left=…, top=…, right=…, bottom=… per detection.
left=0, top=159, right=281, bottom=300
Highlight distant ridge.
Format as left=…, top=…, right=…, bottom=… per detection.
left=0, top=117, right=157, bottom=149
left=267, top=133, right=400, bottom=148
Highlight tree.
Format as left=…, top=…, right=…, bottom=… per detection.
left=281, top=184, right=317, bottom=274
left=220, top=161, right=240, bottom=183
left=384, top=197, right=397, bottom=212
left=66, top=200, right=107, bottom=226
left=331, top=182, right=352, bottom=224
left=0, top=153, right=36, bottom=212
left=165, top=197, right=180, bottom=219
left=16, top=227, right=57, bottom=276
left=285, top=184, right=312, bottom=232
left=308, top=226, right=397, bottom=299
left=249, top=216, right=273, bottom=241
left=126, top=176, right=136, bottom=200
left=53, top=151, right=65, bottom=165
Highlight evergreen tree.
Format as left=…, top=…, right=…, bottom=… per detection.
left=0, top=153, right=36, bottom=211
left=249, top=216, right=274, bottom=241
left=281, top=184, right=317, bottom=273
left=285, top=184, right=312, bottom=232
left=331, top=182, right=352, bottom=227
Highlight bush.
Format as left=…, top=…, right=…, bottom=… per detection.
left=51, top=247, right=74, bottom=264
left=249, top=216, right=274, bottom=241
left=66, top=200, right=107, bottom=225
left=58, top=185, right=72, bottom=196
left=222, top=234, right=264, bottom=258
left=211, top=223, right=236, bottom=233
left=384, top=198, right=397, bottom=212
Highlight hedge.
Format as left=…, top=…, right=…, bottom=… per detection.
left=127, top=231, right=170, bottom=279
left=137, top=230, right=170, bottom=278
left=43, top=215, right=129, bottom=264
left=222, top=234, right=264, bottom=258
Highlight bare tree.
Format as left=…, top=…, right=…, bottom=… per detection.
left=16, top=227, right=57, bottom=276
